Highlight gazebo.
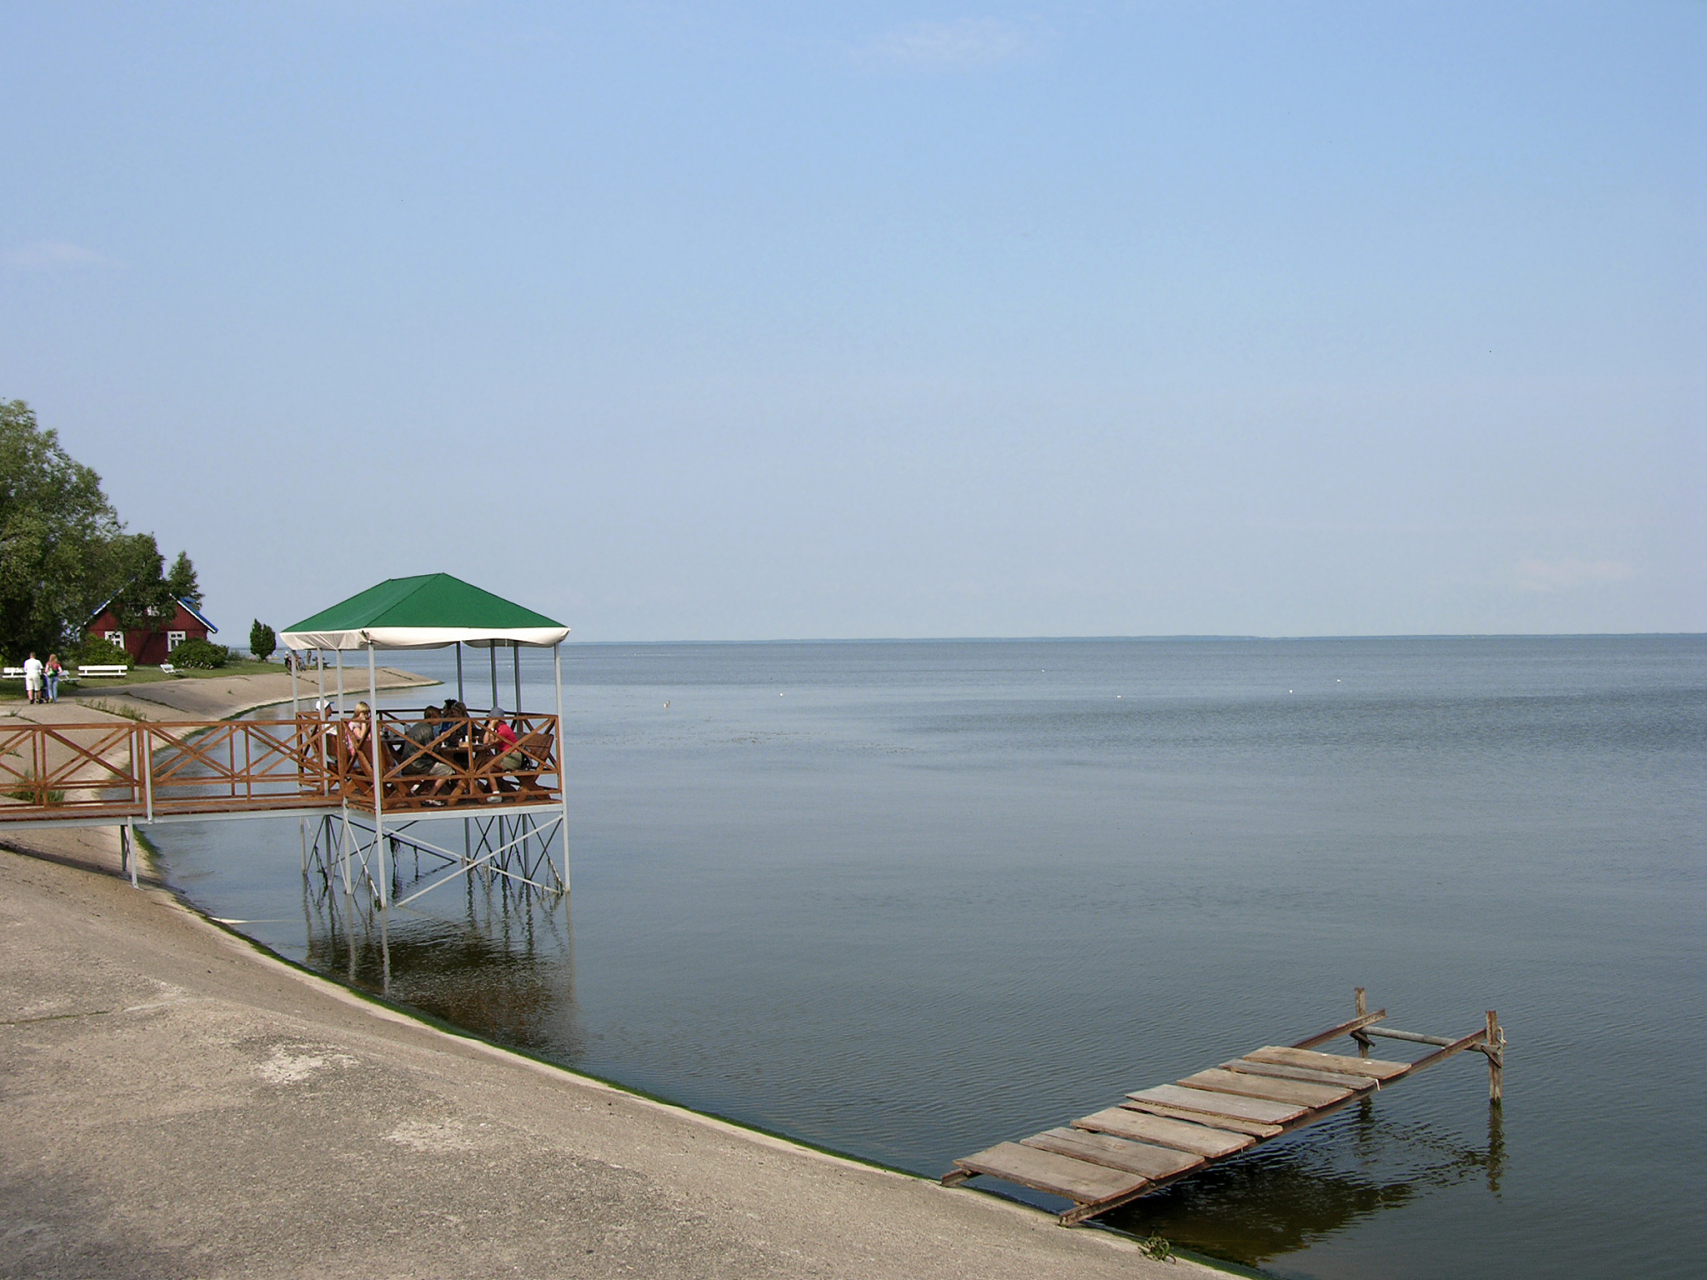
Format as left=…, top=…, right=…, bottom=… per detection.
left=280, top=574, right=573, bottom=910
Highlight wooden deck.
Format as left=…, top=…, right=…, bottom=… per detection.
left=943, top=991, right=1505, bottom=1226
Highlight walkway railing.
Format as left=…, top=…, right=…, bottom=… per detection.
left=0, top=713, right=561, bottom=823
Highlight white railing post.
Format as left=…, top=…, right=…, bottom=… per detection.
left=141, top=724, right=154, bottom=824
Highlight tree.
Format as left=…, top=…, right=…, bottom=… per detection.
left=165, top=550, right=200, bottom=604
left=249, top=619, right=276, bottom=662
left=0, top=400, right=207, bottom=660
left=100, top=532, right=178, bottom=632
left=0, top=400, right=122, bottom=658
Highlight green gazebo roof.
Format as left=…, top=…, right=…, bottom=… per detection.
left=279, top=574, right=570, bottom=650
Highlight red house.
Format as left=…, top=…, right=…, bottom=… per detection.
left=86, top=597, right=219, bottom=666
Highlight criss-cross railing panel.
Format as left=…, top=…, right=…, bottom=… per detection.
left=0, top=713, right=560, bottom=821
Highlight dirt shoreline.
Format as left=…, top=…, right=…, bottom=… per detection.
left=0, top=671, right=1218, bottom=1278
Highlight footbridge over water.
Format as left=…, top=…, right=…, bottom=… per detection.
left=1, top=574, right=573, bottom=911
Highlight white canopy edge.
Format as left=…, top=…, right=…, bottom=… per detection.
left=279, top=626, right=571, bottom=651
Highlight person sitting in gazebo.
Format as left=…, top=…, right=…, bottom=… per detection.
left=402, top=705, right=456, bottom=798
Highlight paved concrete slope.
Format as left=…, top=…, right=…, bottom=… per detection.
left=0, top=846, right=1209, bottom=1280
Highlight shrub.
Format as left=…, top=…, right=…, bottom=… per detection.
left=76, top=636, right=134, bottom=669
left=170, top=638, right=228, bottom=669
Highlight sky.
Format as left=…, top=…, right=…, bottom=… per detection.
left=2, top=1, right=1702, bottom=641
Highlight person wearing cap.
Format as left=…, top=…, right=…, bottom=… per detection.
left=484, top=709, right=523, bottom=766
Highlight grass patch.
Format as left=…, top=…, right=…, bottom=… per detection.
left=1138, top=1234, right=1176, bottom=1264
left=83, top=698, right=148, bottom=722
left=62, top=659, right=284, bottom=693
left=5, top=768, right=66, bottom=805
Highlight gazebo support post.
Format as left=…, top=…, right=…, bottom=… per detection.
left=335, top=649, right=345, bottom=717
left=512, top=643, right=521, bottom=719
left=368, top=642, right=386, bottom=914
left=488, top=645, right=498, bottom=712
left=554, top=641, right=569, bottom=894
left=456, top=644, right=464, bottom=704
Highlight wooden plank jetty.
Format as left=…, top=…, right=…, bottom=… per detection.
left=943, top=989, right=1506, bottom=1226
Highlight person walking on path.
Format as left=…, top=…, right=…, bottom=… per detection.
left=22, top=653, right=43, bottom=705
left=43, top=654, right=63, bottom=703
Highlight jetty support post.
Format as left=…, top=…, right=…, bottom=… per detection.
left=1485, top=1010, right=1504, bottom=1104
left=1353, top=987, right=1372, bottom=1059
left=123, top=818, right=138, bottom=888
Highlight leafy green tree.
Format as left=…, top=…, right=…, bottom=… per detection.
left=249, top=619, right=277, bottom=662
left=0, top=400, right=122, bottom=658
left=165, top=550, right=200, bottom=604
left=0, top=400, right=208, bottom=660
left=101, top=532, right=179, bottom=632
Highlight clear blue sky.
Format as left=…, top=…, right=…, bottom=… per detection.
left=3, top=2, right=1701, bottom=640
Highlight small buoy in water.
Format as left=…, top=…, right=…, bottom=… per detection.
left=663, top=701, right=670, bottom=709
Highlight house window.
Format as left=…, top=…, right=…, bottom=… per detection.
left=167, top=631, right=187, bottom=651
left=104, top=631, right=124, bottom=647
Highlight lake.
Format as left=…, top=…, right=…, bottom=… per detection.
left=156, top=636, right=1706, bottom=1279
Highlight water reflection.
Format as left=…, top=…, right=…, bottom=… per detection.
left=302, top=884, right=582, bottom=1059
left=1106, top=1100, right=1506, bottom=1267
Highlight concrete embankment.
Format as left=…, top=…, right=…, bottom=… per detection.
left=55, top=665, right=439, bottom=722
left=0, top=677, right=1212, bottom=1279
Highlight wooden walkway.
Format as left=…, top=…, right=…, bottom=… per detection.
left=944, top=991, right=1505, bottom=1225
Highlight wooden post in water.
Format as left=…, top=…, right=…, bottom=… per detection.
left=1486, top=1010, right=1504, bottom=1104
left=1353, top=987, right=1372, bottom=1059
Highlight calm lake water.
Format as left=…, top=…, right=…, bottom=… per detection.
left=157, top=636, right=1706, bottom=1279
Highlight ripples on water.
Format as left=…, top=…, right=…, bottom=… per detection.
left=158, top=636, right=1706, bottom=1279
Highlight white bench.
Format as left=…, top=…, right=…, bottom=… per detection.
left=1, top=667, right=23, bottom=680
left=77, top=665, right=130, bottom=678
left=159, top=663, right=176, bottom=675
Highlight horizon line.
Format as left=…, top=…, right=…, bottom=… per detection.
left=553, top=631, right=1705, bottom=646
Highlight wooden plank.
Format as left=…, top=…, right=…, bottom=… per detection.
left=1244, top=1045, right=1411, bottom=1081
left=1128, top=1084, right=1307, bottom=1125
left=1177, top=1068, right=1353, bottom=1108
left=1119, top=1101, right=1283, bottom=1139
left=953, top=1143, right=1147, bottom=1205
left=1073, top=1107, right=1255, bottom=1157
left=1023, top=1128, right=1204, bottom=1180
left=1222, top=1058, right=1380, bottom=1090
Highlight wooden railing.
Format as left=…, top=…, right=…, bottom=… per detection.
left=0, top=712, right=561, bottom=822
